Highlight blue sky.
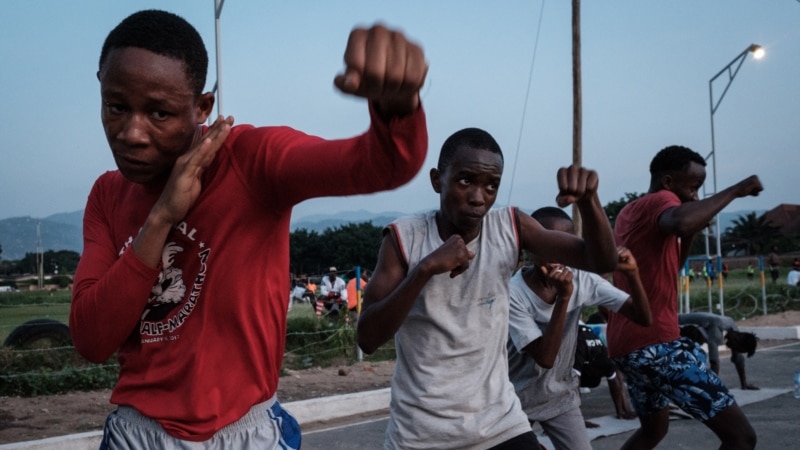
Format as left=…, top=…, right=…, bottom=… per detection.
left=1, top=1, right=798, bottom=223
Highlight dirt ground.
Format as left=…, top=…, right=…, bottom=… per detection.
left=1, top=311, right=798, bottom=445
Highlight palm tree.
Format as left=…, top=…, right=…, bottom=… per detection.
left=723, top=212, right=781, bottom=256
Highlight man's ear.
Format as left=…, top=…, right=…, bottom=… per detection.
left=430, top=168, right=441, bottom=193
left=195, top=92, right=216, bottom=123
left=660, top=174, right=673, bottom=190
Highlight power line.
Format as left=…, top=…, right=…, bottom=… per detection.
left=506, top=0, right=546, bottom=207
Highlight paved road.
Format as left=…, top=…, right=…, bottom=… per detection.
left=301, top=340, right=800, bottom=449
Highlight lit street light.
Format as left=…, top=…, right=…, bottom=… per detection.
left=704, top=43, right=764, bottom=314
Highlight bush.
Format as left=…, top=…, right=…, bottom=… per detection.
left=0, top=306, right=396, bottom=396
left=0, top=346, right=117, bottom=397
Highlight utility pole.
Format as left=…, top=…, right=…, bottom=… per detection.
left=36, top=220, right=43, bottom=290
left=571, top=0, right=583, bottom=235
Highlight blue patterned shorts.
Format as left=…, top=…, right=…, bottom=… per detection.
left=613, top=337, right=735, bottom=421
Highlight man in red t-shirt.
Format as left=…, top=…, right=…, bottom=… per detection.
left=606, top=145, right=761, bottom=450
left=69, top=9, right=428, bottom=449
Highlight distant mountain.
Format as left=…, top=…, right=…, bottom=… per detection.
left=45, top=210, right=84, bottom=229
left=0, top=211, right=84, bottom=260
left=0, top=209, right=409, bottom=260
left=290, top=209, right=408, bottom=233
left=0, top=208, right=768, bottom=261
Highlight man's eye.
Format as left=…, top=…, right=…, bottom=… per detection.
left=458, top=178, right=470, bottom=186
left=151, top=111, right=170, bottom=120
left=105, top=103, right=125, bottom=114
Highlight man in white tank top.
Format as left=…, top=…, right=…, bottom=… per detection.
left=357, top=127, right=619, bottom=450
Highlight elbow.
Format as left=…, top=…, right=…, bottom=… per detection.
left=72, top=335, right=114, bottom=364
left=591, top=256, right=618, bottom=275
left=358, top=339, right=377, bottom=356
left=356, top=324, right=378, bottom=355
left=69, top=319, right=114, bottom=363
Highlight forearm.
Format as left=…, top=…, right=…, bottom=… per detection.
left=357, top=264, right=432, bottom=354
left=528, top=298, right=568, bottom=368
left=70, top=249, right=157, bottom=362
left=263, top=104, right=427, bottom=207
left=576, top=195, right=618, bottom=273
left=668, top=185, right=744, bottom=236
left=621, top=270, right=652, bottom=326
left=347, top=102, right=428, bottom=190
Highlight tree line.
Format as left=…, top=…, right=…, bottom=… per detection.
left=1, top=197, right=796, bottom=281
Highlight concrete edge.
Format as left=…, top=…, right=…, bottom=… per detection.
left=2, top=326, right=797, bottom=450
left=0, top=388, right=391, bottom=450
left=286, top=387, right=390, bottom=424
left=739, top=325, right=800, bottom=340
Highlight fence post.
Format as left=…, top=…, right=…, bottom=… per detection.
left=355, top=266, right=363, bottom=362
left=759, top=255, right=768, bottom=315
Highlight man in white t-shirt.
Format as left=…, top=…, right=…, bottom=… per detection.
left=316, top=267, right=348, bottom=318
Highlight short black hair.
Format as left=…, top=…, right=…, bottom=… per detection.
left=649, top=145, right=707, bottom=179
left=531, top=206, right=572, bottom=224
left=726, top=330, right=758, bottom=357
left=99, top=10, right=208, bottom=96
left=437, top=128, right=503, bottom=172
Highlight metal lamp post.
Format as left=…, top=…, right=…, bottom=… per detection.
left=704, top=43, right=764, bottom=314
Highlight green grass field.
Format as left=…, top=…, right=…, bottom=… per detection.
left=0, top=291, right=71, bottom=344
left=2, top=273, right=797, bottom=345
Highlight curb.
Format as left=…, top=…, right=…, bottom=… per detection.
left=738, top=325, right=800, bottom=340
left=2, top=326, right=797, bottom=450
left=0, top=389, right=391, bottom=450
left=288, top=388, right=390, bottom=424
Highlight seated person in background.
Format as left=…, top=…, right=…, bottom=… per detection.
left=679, top=312, right=759, bottom=390
left=786, top=261, right=800, bottom=286
left=506, top=207, right=651, bottom=450
left=316, top=267, right=348, bottom=318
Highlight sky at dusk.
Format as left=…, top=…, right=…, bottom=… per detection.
left=1, top=1, right=798, bottom=223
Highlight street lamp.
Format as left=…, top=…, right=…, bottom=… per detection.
left=704, top=43, right=763, bottom=314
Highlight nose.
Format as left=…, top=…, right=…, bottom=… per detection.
left=467, top=186, right=485, bottom=206
left=116, top=113, right=149, bottom=146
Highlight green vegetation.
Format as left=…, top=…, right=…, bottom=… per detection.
left=682, top=269, right=800, bottom=320
left=0, top=291, right=71, bottom=343
left=289, top=221, right=383, bottom=277
left=282, top=305, right=395, bottom=371
left=0, top=297, right=394, bottom=397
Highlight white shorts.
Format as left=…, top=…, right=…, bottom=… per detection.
left=99, top=395, right=301, bottom=449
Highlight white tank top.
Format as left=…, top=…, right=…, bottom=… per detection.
left=384, top=207, right=532, bottom=450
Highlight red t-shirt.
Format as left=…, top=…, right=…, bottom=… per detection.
left=70, top=105, right=427, bottom=440
left=606, top=190, right=682, bottom=358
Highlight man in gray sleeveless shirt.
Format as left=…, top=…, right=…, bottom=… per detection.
left=357, top=128, right=618, bottom=450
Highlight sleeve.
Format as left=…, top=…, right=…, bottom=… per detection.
left=648, top=190, right=682, bottom=229
left=508, top=285, right=543, bottom=352
left=69, top=178, right=160, bottom=363
left=230, top=103, right=428, bottom=209
left=583, top=272, right=629, bottom=312
left=321, top=278, right=331, bottom=296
